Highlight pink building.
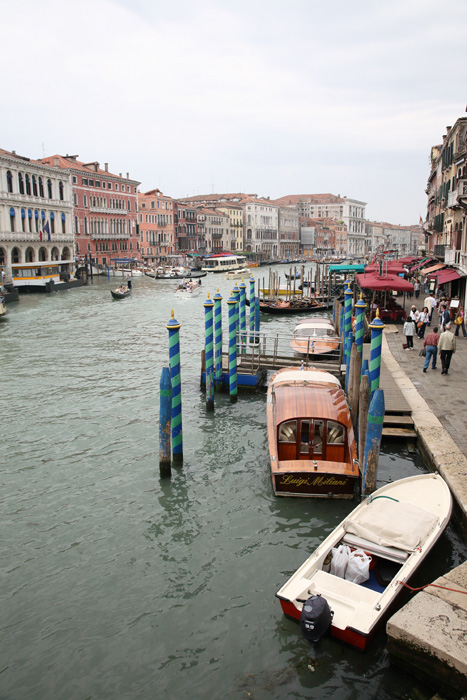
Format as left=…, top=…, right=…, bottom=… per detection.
left=138, top=189, right=175, bottom=265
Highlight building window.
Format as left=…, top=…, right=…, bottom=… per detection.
left=10, top=207, right=15, bottom=232
left=47, top=179, right=53, bottom=198
left=6, top=170, right=13, bottom=193
left=62, top=215, right=66, bottom=234
left=25, top=174, right=31, bottom=195
left=21, top=208, right=26, bottom=231
left=39, top=177, right=44, bottom=197
left=59, top=181, right=64, bottom=200
left=18, top=172, right=24, bottom=194
left=32, top=175, right=38, bottom=196
left=73, top=193, right=78, bottom=205
left=75, top=216, right=79, bottom=233
left=115, top=184, right=119, bottom=191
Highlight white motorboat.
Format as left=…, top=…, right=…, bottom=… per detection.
left=276, top=473, right=452, bottom=649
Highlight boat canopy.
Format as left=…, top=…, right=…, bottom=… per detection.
left=271, top=369, right=340, bottom=387
left=328, top=264, right=365, bottom=273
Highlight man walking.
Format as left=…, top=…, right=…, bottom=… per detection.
left=438, top=322, right=456, bottom=375
left=423, top=326, right=439, bottom=372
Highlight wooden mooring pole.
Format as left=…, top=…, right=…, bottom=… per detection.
left=159, top=366, right=172, bottom=478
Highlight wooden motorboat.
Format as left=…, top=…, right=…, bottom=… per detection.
left=174, top=281, right=202, bottom=296
left=267, top=368, right=359, bottom=498
left=276, top=473, right=452, bottom=650
left=290, top=320, right=340, bottom=356
left=111, top=285, right=131, bottom=299
left=223, top=268, right=250, bottom=280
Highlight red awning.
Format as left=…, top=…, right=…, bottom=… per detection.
left=398, top=256, right=423, bottom=264
left=356, top=273, right=414, bottom=292
left=410, top=258, right=436, bottom=272
left=429, top=269, right=462, bottom=285
left=364, top=263, right=405, bottom=274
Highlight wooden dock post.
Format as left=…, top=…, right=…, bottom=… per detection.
left=362, top=388, right=385, bottom=495
left=358, top=373, right=370, bottom=466
left=227, top=292, right=238, bottom=402
left=369, top=309, right=386, bottom=400
left=348, top=342, right=361, bottom=431
left=213, top=288, right=223, bottom=388
left=166, top=310, right=183, bottom=463
left=159, top=366, right=172, bottom=478
left=345, top=335, right=353, bottom=394
left=203, top=293, right=215, bottom=411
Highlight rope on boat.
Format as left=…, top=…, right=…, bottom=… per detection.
left=396, top=581, right=467, bottom=594
left=368, top=495, right=399, bottom=503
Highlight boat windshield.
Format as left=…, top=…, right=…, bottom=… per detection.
left=294, top=327, right=335, bottom=338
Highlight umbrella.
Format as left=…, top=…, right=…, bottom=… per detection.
left=356, top=273, right=414, bottom=292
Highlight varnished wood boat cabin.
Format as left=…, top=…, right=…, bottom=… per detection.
left=267, top=368, right=359, bottom=498
left=290, top=319, right=340, bottom=357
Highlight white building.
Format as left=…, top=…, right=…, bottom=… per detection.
left=243, top=198, right=279, bottom=257
left=196, top=208, right=230, bottom=253
left=278, top=206, right=300, bottom=259
left=0, top=148, right=74, bottom=268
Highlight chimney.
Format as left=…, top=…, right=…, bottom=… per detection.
left=94, top=162, right=99, bottom=172
left=126, top=172, right=129, bottom=179
left=105, top=163, right=108, bottom=172
left=12, top=150, right=16, bottom=155
left=119, top=173, right=122, bottom=178
left=54, top=158, right=59, bottom=167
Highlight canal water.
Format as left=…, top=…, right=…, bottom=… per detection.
left=1, top=270, right=465, bottom=700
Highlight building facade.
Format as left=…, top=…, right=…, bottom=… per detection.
left=243, top=197, right=279, bottom=257
left=0, top=148, right=74, bottom=268
left=174, top=202, right=198, bottom=253
left=138, top=189, right=175, bottom=264
left=196, top=208, right=230, bottom=253
left=216, top=204, right=244, bottom=252
left=277, top=206, right=300, bottom=259
left=40, top=155, right=140, bottom=267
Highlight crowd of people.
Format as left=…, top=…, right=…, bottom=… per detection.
left=401, top=290, right=465, bottom=375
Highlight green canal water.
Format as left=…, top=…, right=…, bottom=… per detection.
left=1, top=270, right=465, bottom=700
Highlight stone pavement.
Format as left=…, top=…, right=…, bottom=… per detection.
left=385, top=324, right=467, bottom=461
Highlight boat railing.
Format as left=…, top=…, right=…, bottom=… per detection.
left=224, top=330, right=343, bottom=375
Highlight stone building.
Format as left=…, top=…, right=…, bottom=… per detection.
left=40, top=154, right=140, bottom=267
left=0, top=148, right=74, bottom=269
left=138, top=189, right=175, bottom=265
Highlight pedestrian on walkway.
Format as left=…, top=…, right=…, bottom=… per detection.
left=417, top=307, right=430, bottom=339
left=438, top=322, right=456, bottom=375
left=423, top=326, right=439, bottom=372
left=428, top=293, right=437, bottom=324
left=409, top=305, right=419, bottom=334
left=454, top=306, right=467, bottom=338
left=403, top=318, right=415, bottom=350
left=423, top=294, right=433, bottom=324
left=414, top=279, right=420, bottom=298
left=440, top=304, right=451, bottom=331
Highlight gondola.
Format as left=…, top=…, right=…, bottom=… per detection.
left=258, top=299, right=333, bottom=315
left=111, top=285, right=131, bottom=299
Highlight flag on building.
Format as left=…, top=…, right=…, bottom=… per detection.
left=39, top=226, right=43, bottom=241
left=419, top=216, right=423, bottom=226
left=44, top=221, right=51, bottom=241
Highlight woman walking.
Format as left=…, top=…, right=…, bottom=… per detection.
left=417, top=306, right=430, bottom=339
left=454, top=306, right=467, bottom=338
left=409, top=305, right=419, bottom=335
left=403, top=317, right=415, bottom=350
left=423, top=326, right=439, bottom=371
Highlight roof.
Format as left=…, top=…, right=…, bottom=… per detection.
left=272, top=193, right=345, bottom=205
left=39, top=154, right=140, bottom=184
left=270, top=372, right=349, bottom=426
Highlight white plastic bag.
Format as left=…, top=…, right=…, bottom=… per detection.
left=330, top=544, right=350, bottom=578
left=345, top=549, right=371, bottom=584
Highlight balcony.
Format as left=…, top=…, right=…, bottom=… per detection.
left=433, top=244, right=446, bottom=258
left=0, top=231, right=74, bottom=243
left=90, top=206, right=128, bottom=215
left=91, top=232, right=129, bottom=240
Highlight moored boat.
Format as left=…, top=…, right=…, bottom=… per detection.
left=267, top=368, right=359, bottom=498
left=258, top=299, right=332, bottom=314
left=276, top=473, right=452, bottom=649
left=290, top=319, right=340, bottom=356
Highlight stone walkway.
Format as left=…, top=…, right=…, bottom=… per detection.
left=385, top=324, right=467, bottom=460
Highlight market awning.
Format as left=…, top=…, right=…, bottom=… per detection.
left=429, top=269, right=462, bottom=285
left=356, top=273, right=414, bottom=292
left=365, top=263, right=405, bottom=274
left=420, top=263, right=445, bottom=276
left=398, top=256, right=423, bottom=264
left=410, top=257, right=436, bottom=272
left=328, top=264, right=365, bottom=272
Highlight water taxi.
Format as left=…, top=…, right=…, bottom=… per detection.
left=10, top=260, right=82, bottom=293
left=267, top=368, right=359, bottom=498
left=290, top=319, right=340, bottom=356
left=276, top=473, right=452, bottom=649
left=202, top=254, right=246, bottom=273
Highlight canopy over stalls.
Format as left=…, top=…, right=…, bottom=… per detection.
left=410, top=257, right=436, bottom=272
left=398, top=256, right=423, bottom=265
left=420, top=263, right=446, bottom=276
left=356, top=273, right=414, bottom=292
left=428, top=268, right=462, bottom=286
left=328, top=264, right=365, bottom=273
left=364, top=262, right=405, bottom=274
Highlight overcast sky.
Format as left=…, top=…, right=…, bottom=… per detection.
left=2, top=0, right=467, bottom=224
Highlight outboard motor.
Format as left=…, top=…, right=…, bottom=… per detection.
left=299, top=595, right=332, bottom=642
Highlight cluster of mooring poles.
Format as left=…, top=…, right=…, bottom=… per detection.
left=334, top=279, right=386, bottom=496
left=159, top=279, right=261, bottom=477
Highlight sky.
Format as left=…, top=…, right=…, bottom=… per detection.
left=2, top=0, right=467, bottom=225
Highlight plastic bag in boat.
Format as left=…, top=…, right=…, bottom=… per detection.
left=345, top=549, right=371, bottom=584
left=330, top=544, right=350, bottom=578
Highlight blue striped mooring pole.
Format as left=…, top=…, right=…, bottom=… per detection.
left=213, top=288, right=223, bottom=388
left=227, top=291, right=238, bottom=402
left=159, top=366, right=172, bottom=477
left=355, top=294, right=367, bottom=359
left=249, top=277, right=255, bottom=343
left=232, top=282, right=240, bottom=349
left=362, top=388, right=385, bottom=495
left=239, top=279, right=247, bottom=353
left=369, top=309, right=385, bottom=400
left=166, top=310, right=183, bottom=462
left=344, top=279, right=353, bottom=360
left=204, top=293, right=215, bottom=411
